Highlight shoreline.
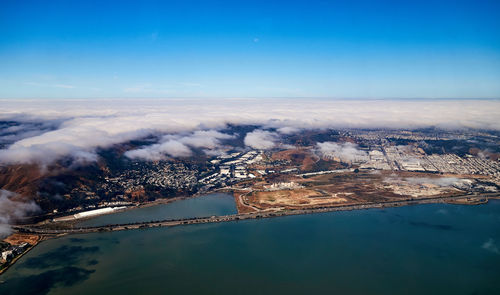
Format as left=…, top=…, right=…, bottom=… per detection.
left=0, top=235, right=45, bottom=276
left=15, top=192, right=499, bottom=235
left=2, top=192, right=498, bottom=277
left=36, top=192, right=222, bottom=226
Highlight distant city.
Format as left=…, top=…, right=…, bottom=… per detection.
left=1, top=0, right=500, bottom=293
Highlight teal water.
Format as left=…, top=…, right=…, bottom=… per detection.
left=1, top=201, right=499, bottom=295
left=77, top=193, right=237, bottom=227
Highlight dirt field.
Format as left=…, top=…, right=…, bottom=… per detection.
left=3, top=233, right=41, bottom=246
left=271, top=149, right=318, bottom=171
left=269, top=148, right=344, bottom=172
left=240, top=171, right=467, bottom=212
left=233, top=191, right=259, bottom=213
left=248, top=188, right=347, bottom=210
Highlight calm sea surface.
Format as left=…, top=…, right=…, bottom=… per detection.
left=1, top=198, right=499, bottom=295
left=77, top=193, right=237, bottom=227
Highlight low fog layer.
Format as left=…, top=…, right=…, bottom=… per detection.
left=0, top=190, right=40, bottom=238
left=1, top=98, right=499, bottom=165
left=125, top=130, right=235, bottom=161
left=317, top=142, right=368, bottom=162
left=244, top=130, right=279, bottom=150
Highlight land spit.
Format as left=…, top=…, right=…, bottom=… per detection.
left=13, top=192, right=498, bottom=235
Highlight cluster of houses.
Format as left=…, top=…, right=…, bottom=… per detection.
left=200, top=150, right=263, bottom=188
left=1, top=242, right=30, bottom=265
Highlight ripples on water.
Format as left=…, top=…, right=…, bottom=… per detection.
left=1, top=199, right=499, bottom=295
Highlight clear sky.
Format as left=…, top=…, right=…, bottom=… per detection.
left=1, top=0, right=499, bottom=99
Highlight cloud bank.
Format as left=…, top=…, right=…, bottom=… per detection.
left=244, top=130, right=279, bottom=150
left=317, top=141, right=367, bottom=162
left=0, top=190, right=40, bottom=238
left=125, top=130, right=234, bottom=161
left=0, top=98, right=499, bottom=165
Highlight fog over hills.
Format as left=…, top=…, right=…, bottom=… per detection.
left=1, top=98, right=499, bottom=166
left=0, top=98, right=499, bottom=237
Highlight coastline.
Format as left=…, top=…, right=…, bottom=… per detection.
left=36, top=192, right=216, bottom=227
left=0, top=235, right=46, bottom=276
left=15, top=192, right=500, bottom=235
left=2, top=192, right=498, bottom=277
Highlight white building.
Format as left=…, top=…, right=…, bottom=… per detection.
left=2, top=250, right=13, bottom=261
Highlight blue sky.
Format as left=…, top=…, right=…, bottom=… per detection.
left=1, top=0, right=499, bottom=99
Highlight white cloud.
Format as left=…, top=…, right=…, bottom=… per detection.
left=125, top=139, right=192, bottom=160
left=124, top=130, right=234, bottom=161
left=317, top=141, right=367, bottom=162
left=0, top=98, right=498, bottom=165
left=277, top=126, right=301, bottom=134
left=0, top=190, right=40, bottom=238
left=177, top=130, right=234, bottom=149
left=244, top=130, right=278, bottom=150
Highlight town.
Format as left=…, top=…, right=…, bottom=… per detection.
left=39, top=128, right=499, bottom=222
left=1, top=127, right=499, bottom=277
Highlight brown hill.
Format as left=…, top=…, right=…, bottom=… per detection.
left=0, top=164, right=44, bottom=199
left=271, top=148, right=318, bottom=171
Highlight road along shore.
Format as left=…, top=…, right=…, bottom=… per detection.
left=14, top=192, right=498, bottom=235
